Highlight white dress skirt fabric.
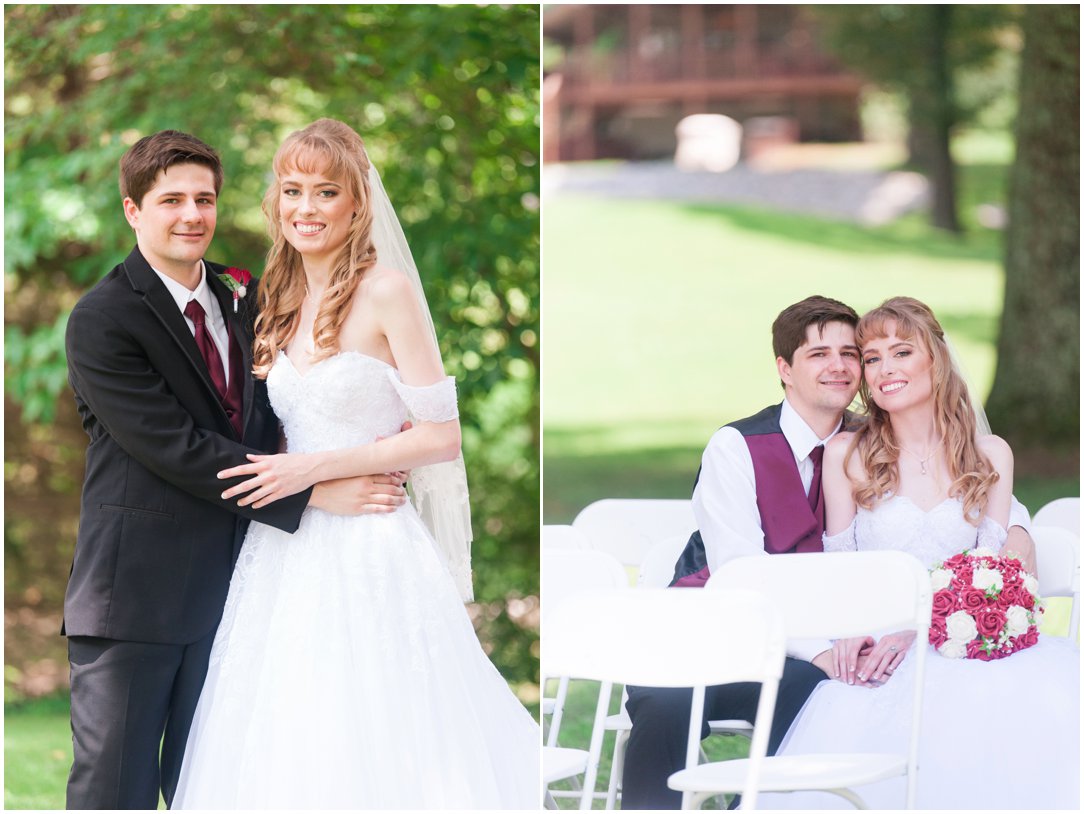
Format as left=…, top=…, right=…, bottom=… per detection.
left=173, top=352, right=539, bottom=809
left=761, top=495, right=1080, bottom=810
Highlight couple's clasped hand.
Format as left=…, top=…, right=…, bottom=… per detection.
left=216, top=423, right=414, bottom=514
left=830, top=631, right=916, bottom=688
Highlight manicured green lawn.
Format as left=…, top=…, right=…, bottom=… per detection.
left=4, top=695, right=167, bottom=810
left=542, top=159, right=1076, bottom=523
left=5, top=695, right=73, bottom=810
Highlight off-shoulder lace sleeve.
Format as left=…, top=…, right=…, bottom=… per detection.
left=977, top=517, right=1008, bottom=553
left=388, top=373, right=459, bottom=422
left=823, top=519, right=858, bottom=553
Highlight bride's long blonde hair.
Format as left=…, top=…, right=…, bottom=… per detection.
left=849, top=297, right=998, bottom=524
left=252, top=119, right=377, bottom=379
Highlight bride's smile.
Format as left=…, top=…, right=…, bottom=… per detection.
left=279, top=169, right=355, bottom=263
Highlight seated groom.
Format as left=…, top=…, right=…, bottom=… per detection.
left=621, top=295, right=1035, bottom=810
left=621, top=295, right=858, bottom=810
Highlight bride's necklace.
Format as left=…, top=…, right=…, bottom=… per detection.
left=898, top=438, right=944, bottom=475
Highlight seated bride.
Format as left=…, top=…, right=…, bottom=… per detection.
left=762, top=297, right=1079, bottom=810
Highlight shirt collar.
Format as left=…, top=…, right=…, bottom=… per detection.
left=780, top=398, right=844, bottom=462
left=151, top=261, right=214, bottom=315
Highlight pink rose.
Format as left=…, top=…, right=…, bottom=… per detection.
left=1016, top=628, right=1039, bottom=650
left=966, top=639, right=989, bottom=660
left=951, top=567, right=974, bottom=591
left=975, top=608, right=1006, bottom=638
left=928, top=619, right=948, bottom=648
left=998, top=583, right=1026, bottom=609
left=931, top=589, right=958, bottom=619
left=959, top=587, right=988, bottom=613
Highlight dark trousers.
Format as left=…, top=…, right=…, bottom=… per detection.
left=621, top=657, right=826, bottom=810
left=66, top=631, right=215, bottom=810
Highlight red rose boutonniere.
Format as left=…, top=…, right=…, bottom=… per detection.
left=217, top=267, right=252, bottom=313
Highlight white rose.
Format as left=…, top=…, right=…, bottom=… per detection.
left=972, top=567, right=1003, bottom=593
left=930, top=569, right=953, bottom=592
left=939, top=639, right=968, bottom=659
left=1023, top=574, right=1039, bottom=597
left=945, top=610, right=978, bottom=643
left=969, top=547, right=997, bottom=559
left=1005, top=606, right=1030, bottom=637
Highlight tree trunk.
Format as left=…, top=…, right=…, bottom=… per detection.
left=909, top=5, right=961, bottom=233
left=985, top=5, right=1079, bottom=466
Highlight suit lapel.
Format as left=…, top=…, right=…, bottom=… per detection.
left=122, top=247, right=224, bottom=402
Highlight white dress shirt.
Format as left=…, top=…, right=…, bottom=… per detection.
left=152, top=261, right=232, bottom=384
left=692, top=398, right=838, bottom=662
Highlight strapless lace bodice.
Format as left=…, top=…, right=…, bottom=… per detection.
left=266, top=351, right=457, bottom=454
left=823, top=495, right=1008, bottom=568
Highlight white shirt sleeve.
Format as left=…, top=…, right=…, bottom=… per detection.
left=692, top=427, right=765, bottom=576
left=1008, top=495, right=1031, bottom=532
left=693, top=425, right=832, bottom=666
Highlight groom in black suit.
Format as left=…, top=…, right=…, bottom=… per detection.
left=63, top=131, right=401, bottom=809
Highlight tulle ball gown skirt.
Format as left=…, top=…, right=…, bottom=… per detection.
left=172, top=506, right=540, bottom=809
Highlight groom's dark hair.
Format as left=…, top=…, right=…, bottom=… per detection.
left=120, top=130, right=224, bottom=207
left=772, top=295, right=859, bottom=366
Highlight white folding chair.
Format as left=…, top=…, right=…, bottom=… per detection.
left=1032, top=497, right=1080, bottom=537
left=600, top=536, right=753, bottom=809
left=573, top=498, right=696, bottom=566
left=541, top=547, right=629, bottom=807
left=546, top=588, right=787, bottom=810
left=669, top=551, right=932, bottom=809
left=543, top=523, right=593, bottom=550
left=1033, top=525, right=1080, bottom=640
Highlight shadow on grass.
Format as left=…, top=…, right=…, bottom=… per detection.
left=675, top=204, right=997, bottom=264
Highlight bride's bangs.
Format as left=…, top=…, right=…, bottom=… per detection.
left=274, top=138, right=351, bottom=187
left=856, top=308, right=922, bottom=351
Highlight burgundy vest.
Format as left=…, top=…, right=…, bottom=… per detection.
left=670, top=403, right=825, bottom=587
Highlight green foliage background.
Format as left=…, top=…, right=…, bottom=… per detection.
left=5, top=4, right=540, bottom=697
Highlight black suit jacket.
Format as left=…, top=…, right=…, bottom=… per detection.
left=63, top=245, right=311, bottom=644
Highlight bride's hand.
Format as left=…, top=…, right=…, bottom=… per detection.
left=218, top=453, right=322, bottom=506
left=858, top=630, right=916, bottom=685
left=832, top=636, right=875, bottom=684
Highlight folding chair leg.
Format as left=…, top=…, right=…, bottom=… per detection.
left=606, top=728, right=629, bottom=809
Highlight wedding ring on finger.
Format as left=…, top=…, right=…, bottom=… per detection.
left=889, top=645, right=899, bottom=652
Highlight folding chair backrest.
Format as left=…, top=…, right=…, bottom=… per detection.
left=637, top=534, right=690, bottom=587
left=543, top=524, right=593, bottom=550
left=541, top=547, right=629, bottom=628
left=545, top=588, right=785, bottom=688
left=1033, top=497, right=1080, bottom=537
left=1033, top=525, right=1080, bottom=640
left=572, top=499, right=696, bottom=566
left=1034, top=526, right=1079, bottom=597
left=708, top=550, right=932, bottom=639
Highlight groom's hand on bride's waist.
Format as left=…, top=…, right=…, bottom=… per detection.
left=308, top=474, right=408, bottom=516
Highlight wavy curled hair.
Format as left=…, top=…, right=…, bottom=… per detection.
left=848, top=297, right=997, bottom=524
left=252, top=119, right=377, bottom=379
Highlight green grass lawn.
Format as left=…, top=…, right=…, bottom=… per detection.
left=542, top=153, right=1077, bottom=523
left=3, top=694, right=166, bottom=810
left=5, top=695, right=74, bottom=810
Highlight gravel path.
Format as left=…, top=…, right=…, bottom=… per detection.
left=543, top=160, right=930, bottom=226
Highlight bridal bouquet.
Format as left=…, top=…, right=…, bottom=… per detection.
left=928, top=548, right=1044, bottom=660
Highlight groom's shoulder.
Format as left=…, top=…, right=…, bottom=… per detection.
left=726, top=403, right=783, bottom=437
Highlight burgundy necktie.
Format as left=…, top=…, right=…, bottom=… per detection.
left=184, top=300, right=228, bottom=400
left=807, top=444, right=825, bottom=510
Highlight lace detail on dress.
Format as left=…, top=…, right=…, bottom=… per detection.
left=823, top=520, right=857, bottom=553
left=387, top=372, right=459, bottom=422
left=848, top=495, right=1009, bottom=568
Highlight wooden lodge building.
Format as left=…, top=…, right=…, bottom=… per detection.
left=543, top=5, right=865, bottom=162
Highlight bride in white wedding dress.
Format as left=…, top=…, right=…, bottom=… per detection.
left=173, top=119, right=538, bottom=809
left=763, top=297, right=1078, bottom=810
